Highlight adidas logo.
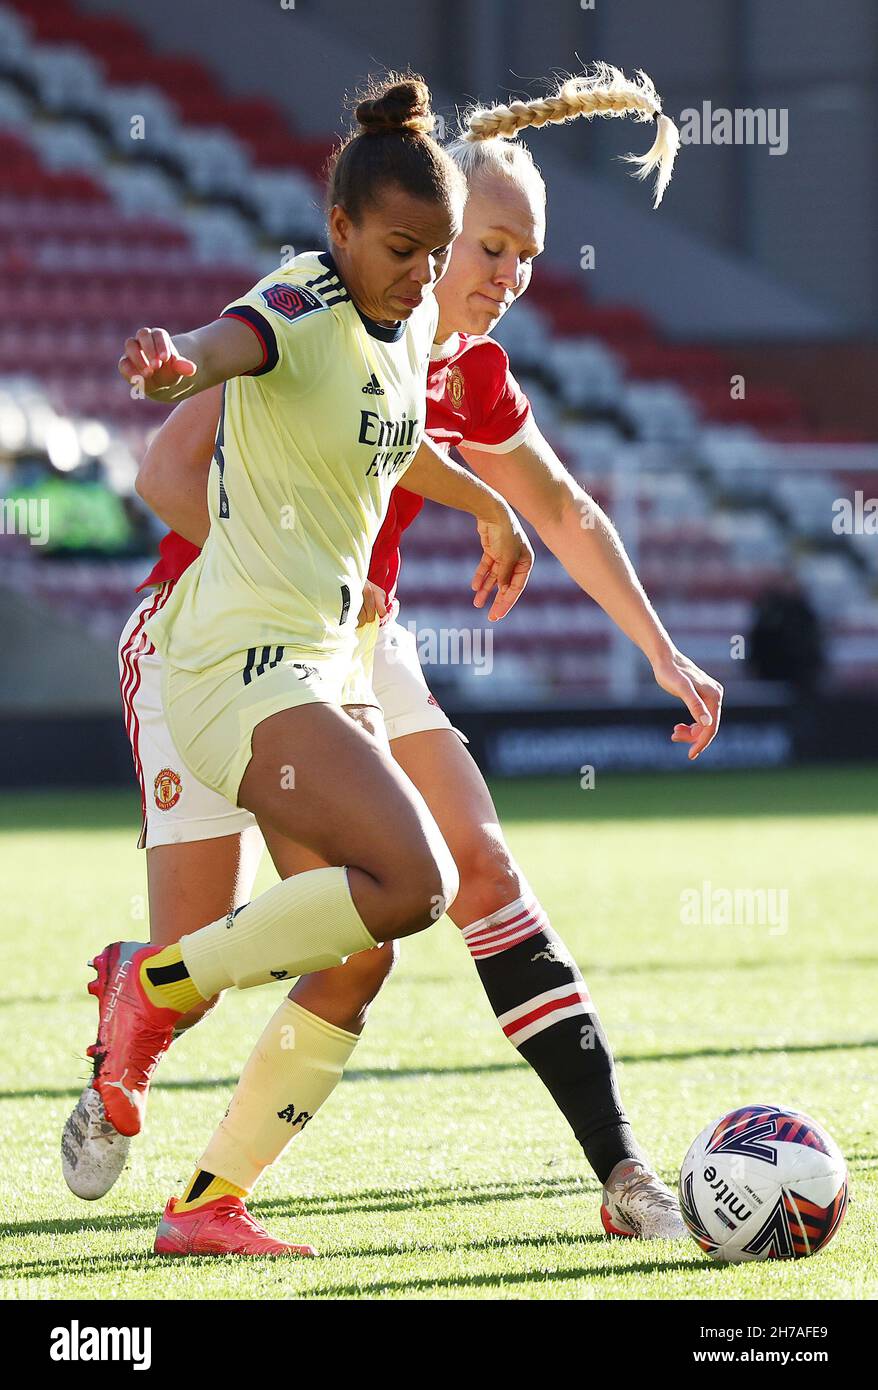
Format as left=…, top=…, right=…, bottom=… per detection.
left=361, top=373, right=384, bottom=395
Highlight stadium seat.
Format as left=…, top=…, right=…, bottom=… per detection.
left=547, top=337, right=625, bottom=412
left=621, top=381, right=698, bottom=444
left=0, top=0, right=870, bottom=701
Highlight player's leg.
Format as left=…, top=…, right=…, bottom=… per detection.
left=146, top=833, right=263, bottom=1030
left=163, top=696, right=456, bottom=998
left=264, top=701, right=400, bottom=1032
left=157, top=708, right=404, bottom=1242
left=391, top=727, right=684, bottom=1239
left=62, top=832, right=261, bottom=1202
left=375, top=620, right=683, bottom=1236
left=264, top=831, right=400, bottom=1033
left=119, top=587, right=268, bottom=1028
left=96, top=689, right=457, bottom=1141
left=390, top=726, right=633, bottom=1157
left=161, top=954, right=399, bottom=1246
left=69, top=694, right=397, bottom=1207
left=63, top=597, right=266, bottom=1199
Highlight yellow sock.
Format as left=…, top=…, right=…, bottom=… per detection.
left=176, top=1170, right=248, bottom=1213
left=140, top=942, right=207, bottom=1015
left=196, top=998, right=358, bottom=1192
left=179, top=866, right=376, bottom=997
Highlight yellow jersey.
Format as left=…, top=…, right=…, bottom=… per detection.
left=147, top=251, right=437, bottom=673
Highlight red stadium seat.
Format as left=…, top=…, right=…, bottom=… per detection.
left=10, top=9, right=149, bottom=55
left=526, top=265, right=593, bottom=307
left=689, top=383, right=805, bottom=429
left=134, top=55, right=225, bottom=106
left=245, top=130, right=337, bottom=178
left=5, top=0, right=77, bottom=22
left=620, top=344, right=730, bottom=386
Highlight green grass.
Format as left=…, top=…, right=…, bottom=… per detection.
left=1, top=767, right=876, bottom=1300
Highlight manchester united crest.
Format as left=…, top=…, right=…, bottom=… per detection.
left=154, top=767, right=182, bottom=811
left=447, top=365, right=465, bottom=410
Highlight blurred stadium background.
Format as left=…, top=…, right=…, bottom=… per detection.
left=1, top=0, right=876, bottom=789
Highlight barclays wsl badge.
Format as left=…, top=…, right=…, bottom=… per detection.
left=259, top=282, right=325, bottom=323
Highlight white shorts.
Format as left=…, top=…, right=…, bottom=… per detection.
left=119, top=585, right=262, bottom=850
left=372, top=615, right=467, bottom=745
left=119, top=593, right=464, bottom=849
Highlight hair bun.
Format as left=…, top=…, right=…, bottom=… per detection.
left=355, top=77, right=435, bottom=136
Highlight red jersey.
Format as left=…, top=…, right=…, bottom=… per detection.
left=137, top=333, right=532, bottom=603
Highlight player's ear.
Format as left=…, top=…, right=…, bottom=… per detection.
left=328, top=203, right=353, bottom=250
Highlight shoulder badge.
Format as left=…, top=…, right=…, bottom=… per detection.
left=259, top=282, right=325, bottom=323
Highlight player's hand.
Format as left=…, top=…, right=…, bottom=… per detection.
left=650, top=647, right=724, bottom=760
left=119, top=328, right=196, bottom=398
left=357, top=580, right=387, bottom=628
left=472, top=508, right=534, bottom=621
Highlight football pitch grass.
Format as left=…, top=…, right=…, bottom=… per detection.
left=1, top=766, right=875, bottom=1301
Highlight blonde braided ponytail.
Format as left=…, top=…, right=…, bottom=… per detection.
left=460, top=62, right=679, bottom=208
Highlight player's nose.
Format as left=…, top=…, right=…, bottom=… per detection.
left=408, top=254, right=434, bottom=287
left=493, top=253, right=521, bottom=288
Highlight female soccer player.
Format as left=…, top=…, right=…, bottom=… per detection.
left=66, top=75, right=536, bottom=1227
left=67, top=68, right=721, bottom=1254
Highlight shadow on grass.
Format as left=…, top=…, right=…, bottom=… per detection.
left=2, top=1247, right=698, bottom=1293
left=2, top=1253, right=161, bottom=1282
left=317, top=1229, right=609, bottom=1261
left=3, top=1226, right=613, bottom=1274
left=5, top=1036, right=877, bottom=1103
left=254, top=1175, right=597, bottom=1221
left=295, top=1252, right=702, bottom=1298
left=3, top=1217, right=698, bottom=1292
left=1, top=1177, right=597, bottom=1243
left=4, top=1210, right=162, bottom=1239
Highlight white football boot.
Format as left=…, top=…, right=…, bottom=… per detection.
left=600, top=1159, right=688, bottom=1240
left=61, top=1085, right=132, bottom=1200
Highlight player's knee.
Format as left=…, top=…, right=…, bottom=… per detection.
left=454, top=835, right=522, bottom=920
left=386, top=843, right=459, bottom=938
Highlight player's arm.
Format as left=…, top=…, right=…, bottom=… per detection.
left=118, top=319, right=263, bottom=402
left=135, top=388, right=223, bottom=544
left=461, top=425, right=723, bottom=758
left=406, top=435, right=534, bottom=620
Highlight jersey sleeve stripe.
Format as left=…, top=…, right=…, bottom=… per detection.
left=459, top=411, right=535, bottom=455
left=221, top=306, right=279, bottom=376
